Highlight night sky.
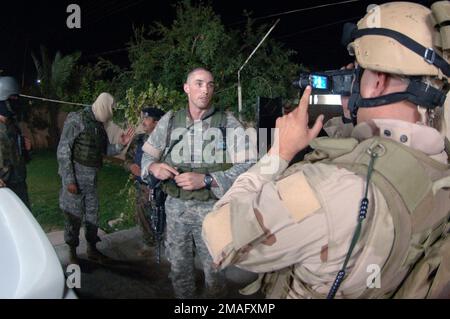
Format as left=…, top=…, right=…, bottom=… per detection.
left=0, top=0, right=433, bottom=85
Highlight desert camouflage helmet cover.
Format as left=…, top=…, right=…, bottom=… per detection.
left=348, top=2, right=449, bottom=79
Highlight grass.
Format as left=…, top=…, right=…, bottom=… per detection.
left=27, top=150, right=135, bottom=233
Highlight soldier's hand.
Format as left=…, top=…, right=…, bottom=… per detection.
left=269, top=86, right=324, bottom=162
left=67, top=183, right=79, bottom=195
left=149, top=163, right=179, bottom=181
left=130, top=164, right=141, bottom=177
left=121, top=127, right=135, bottom=145
left=0, top=178, right=5, bottom=188
left=174, top=173, right=206, bottom=191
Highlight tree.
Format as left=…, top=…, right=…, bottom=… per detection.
left=124, top=82, right=185, bottom=126
left=126, top=0, right=302, bottom=122
left=69, top=59, right=126, bottom=108
left=31, top=45, right=80, bottom=147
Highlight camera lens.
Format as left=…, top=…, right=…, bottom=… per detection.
left=292, top=74, right=311, bottom=89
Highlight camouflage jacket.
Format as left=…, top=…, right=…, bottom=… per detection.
left=0, top=120, right=28, bottom=184
left=141, top=106, right=256, bottom=200
left=57, top=109, right=123, bottom=185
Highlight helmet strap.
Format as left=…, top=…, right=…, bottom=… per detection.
left=348, top=69, right=448, bottom=124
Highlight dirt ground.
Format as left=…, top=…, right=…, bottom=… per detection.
left=51, top=227, right=264, bottom=299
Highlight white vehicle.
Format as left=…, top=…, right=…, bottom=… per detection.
left=0, top=188, right=77, bottom=299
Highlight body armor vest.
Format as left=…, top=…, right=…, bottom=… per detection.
left=161, top=108, right=232, bottom=201
left=259, top=136, right=450, bottom=299
left=72, top=107, right=107, bottom=168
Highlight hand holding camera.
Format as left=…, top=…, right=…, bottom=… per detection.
left=270, top=86, right=324, bottom=162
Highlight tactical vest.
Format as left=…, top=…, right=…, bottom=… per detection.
left=255, top=136, right=450, bottom=299
left=161, top=108, right=232, bottom=201
left=72, top=107, right=107, bottom=168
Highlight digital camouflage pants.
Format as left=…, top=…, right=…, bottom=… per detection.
left=60, top=163, right=100, bottom=247
left=165, top=196, right=226, bottom=299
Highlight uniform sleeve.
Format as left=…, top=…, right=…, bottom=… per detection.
left=106, top=142, right=124, bottom=156
left=57, top=113, right=82, bottom=185
left=203, top=153, right=295, bottom=270
left=209, top=113, right=258, bottom=198
left=203, top=152, right=377, bottom=274
left=141, top=111, right=173, bottom=179
left=104, top=120, right=126, bottom=156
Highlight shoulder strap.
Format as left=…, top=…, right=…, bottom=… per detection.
left=331, top=137, right=450, bottom=298
left=172, top=108, right=187, bottom=130
left=210, top=109, right=227, bottom=128
left=163, top=108, right=223, bottom=161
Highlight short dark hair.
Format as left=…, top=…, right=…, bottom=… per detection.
left=186, top=67, right=213, bottom=83
left=142, top=107, right=165, bottom=121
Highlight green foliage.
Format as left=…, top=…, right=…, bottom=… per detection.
left=126, top=0, right=303, bottom=121
left=113, top=177, right=137, bottom=231
left=31, top=45, right=81, bottom=100
left=30, top=46, right=82, bottom=148
left=123, top=82, right=185, bottom=125
left=27, top=151, right=133, bottom=233
left=67, top=59, right=128, bottom=112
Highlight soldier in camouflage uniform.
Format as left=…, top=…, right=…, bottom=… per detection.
left=141, top=68, right=255, bottom=299
left=0, top=76, right=31, bottom=208
left=57, top=92, right=134, bottom=264
left=124, top=107, right=165, bottom=255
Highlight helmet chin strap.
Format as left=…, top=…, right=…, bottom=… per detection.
left=348, top=67, right=449, bottom=125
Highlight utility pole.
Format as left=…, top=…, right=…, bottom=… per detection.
left=237, top=19, right=280, bottom=121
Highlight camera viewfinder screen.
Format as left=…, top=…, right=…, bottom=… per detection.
left=311, top=75, right=328, bottom=90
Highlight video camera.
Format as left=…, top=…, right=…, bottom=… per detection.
left=292, top=69, right=355, bottom=96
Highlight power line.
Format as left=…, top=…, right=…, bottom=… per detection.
left=228, top=0, right=361, bottom=26
left=19, top=94, right=90, bottom=107
left=85, top=47, right=129, bottom=59
left=277, top=16, right=361, bottom=40
left=86, top=0, right=145, bottom=27
left=83, top=0, right=129, bottom=22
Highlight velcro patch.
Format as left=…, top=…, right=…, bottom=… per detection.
left=276, top=171, right=321, bottom=222
left=203, top=204, right=232, bottom=257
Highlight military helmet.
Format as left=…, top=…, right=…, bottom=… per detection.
left=344, top=2, right=450, bottom=79
left=142, top=107, right=165, bottom=121
left=0, top=76, right=20, bottom=101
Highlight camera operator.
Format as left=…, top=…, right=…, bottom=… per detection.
left=202, top=2, right=450, bottom=299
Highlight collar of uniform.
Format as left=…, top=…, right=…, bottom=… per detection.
left=186, top=106, right=216, bottom=125
left=351, top=119, right=447, bottom=163
left=85, top=106, right=97, bottom=122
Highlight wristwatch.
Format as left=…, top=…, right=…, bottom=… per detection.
left=204, top=174, right=213, bottom=190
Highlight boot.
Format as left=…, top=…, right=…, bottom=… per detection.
left=68, top=246, right=78, bottom=265
left=87, top=243, right=111, bottom=263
